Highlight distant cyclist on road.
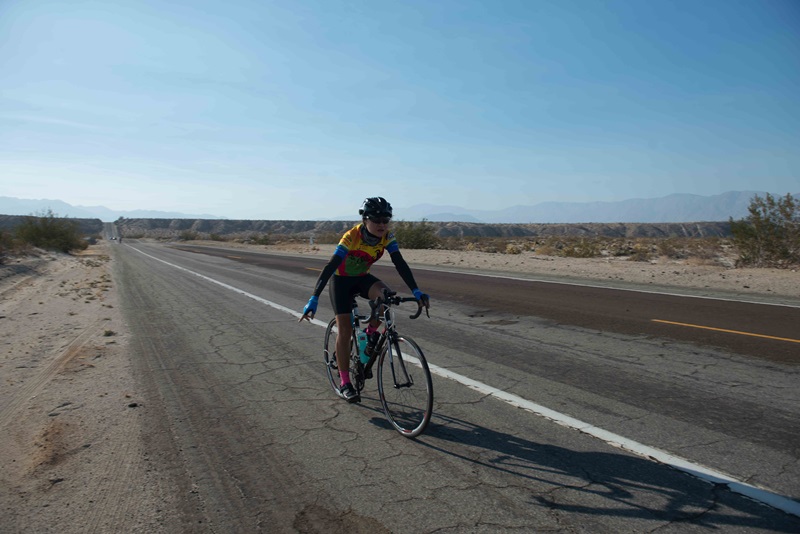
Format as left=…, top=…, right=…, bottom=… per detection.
left=299, top=197, right=430, bottom=403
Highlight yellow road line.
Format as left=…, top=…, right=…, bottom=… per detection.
left=226, top=255, right=242, bottom=259
left=652, top=319, right=800, bottom=344
left=306, top=267, right=322, bottom=272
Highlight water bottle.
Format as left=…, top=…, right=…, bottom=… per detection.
left=357, top=330, right=369, bottom=363
left=364, top=331, right=380, bottom=358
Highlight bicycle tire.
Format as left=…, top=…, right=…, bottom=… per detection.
left=323, top=318, right=341, bottom=396
left=323, top=318, right=362, bottom=398
left=377, top=335, right=433, bottom=438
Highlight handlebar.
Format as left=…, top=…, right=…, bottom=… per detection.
left=368, top=290, right=429, bottom=320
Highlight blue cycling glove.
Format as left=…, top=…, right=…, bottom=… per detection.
left=303, top=295, right=319, bottom=316
left=412, top=288, right=429, bottom=304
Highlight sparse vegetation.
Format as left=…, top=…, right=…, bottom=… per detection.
left=0, top=230, right=22, bottom=263
left=392, top=219, right=440, bottom=249
left=11, top=210, right=88, bottom=254
left=251, top=234, right=271, bottom=246
left=730, top=193, right=799, bottom=268
left=434, top=235, right=732, bottom=266
left=563, top=238, right=603, bottom=259
left=178, top=230, right=199, bottom=241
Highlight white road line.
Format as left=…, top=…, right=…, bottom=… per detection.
left=130, top=245, right=800, bottom=518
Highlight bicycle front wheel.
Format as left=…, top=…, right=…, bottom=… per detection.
left=378, top=335, right=433, bottom=438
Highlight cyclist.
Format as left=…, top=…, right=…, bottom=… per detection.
left=299, top=197, right=430, bottom=403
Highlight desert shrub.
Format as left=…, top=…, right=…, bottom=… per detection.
left=730, top=193, right=799, bottom=267
left=0, top=230, right=21, bottom=263
left=311, top=232, right=340, bottom=245
left=686, top=238, right=727, bottom=262
left=657, top=238, right=683, bottom=259
left=14, top=210, right=88, bottom=253
left=250, top=234, right=271, bottom=245
left=178, top=230, right=198, bottom=241
left=627, top=243, right=655, bottom=262
left=563, top=238, right=602, bottom=258
left=209, top=233, right=226, bottom=242
left=392, top=219, right=440, bottom=249
left=534, top=244, right=557, bottom=256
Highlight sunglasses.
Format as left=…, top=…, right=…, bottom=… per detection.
left=368, top=217, right=391, bottom=224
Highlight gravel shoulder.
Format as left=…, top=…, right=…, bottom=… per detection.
left=0, top=239, right=797, bottom=532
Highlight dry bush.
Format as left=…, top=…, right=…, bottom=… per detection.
left=626, top=243, right=656, bottom=262
left=563, top=238, right=603, bottom=258
left=314, top=231, right=345, bottom=245
left=731, top=193, right=799, bottom=267
left=392, top=219, right=440, bottom=249
left=0, top=230, right=30, bottom=263
left=250, top=234, right=272, bottom=245
left=433, top=235, right=732, bottom=265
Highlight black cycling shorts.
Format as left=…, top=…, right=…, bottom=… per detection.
left=329, top=274, right=381, bottom=315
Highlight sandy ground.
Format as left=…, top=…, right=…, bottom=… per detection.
left=0, top=243, right=172, bottom=533
left=0, top=240, right=797, bottom=533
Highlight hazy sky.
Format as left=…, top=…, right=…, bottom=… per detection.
left=2, top=0, right=798, bottom=219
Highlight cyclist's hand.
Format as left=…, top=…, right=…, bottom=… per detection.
left=299, top=295, right=318, bottom=323
left=413, top=289, right=430, bottom=311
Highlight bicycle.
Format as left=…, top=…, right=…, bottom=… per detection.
left=323, top=291, right=433, bottom=438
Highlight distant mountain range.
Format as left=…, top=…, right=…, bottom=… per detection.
left=0, top=197, right=221, bottom=222
left=392, top=191, right=797, bottom=224
left=1, top=191, right=795, bottom=224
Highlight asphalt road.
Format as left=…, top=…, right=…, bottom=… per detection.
left=113, top=240, right=800, bottom=532
left=175, top=244, right=800, bottom=364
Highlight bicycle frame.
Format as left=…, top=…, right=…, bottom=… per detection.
left=358, top=294, right=420, bottom=384
left=324, top=291, right=433, bottom=437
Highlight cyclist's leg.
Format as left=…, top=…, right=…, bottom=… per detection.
left=330, top=277, right=358, bottom=386
left=365, top=278, right=391, bottom=329
left=334, top=313, right=352, bottom=382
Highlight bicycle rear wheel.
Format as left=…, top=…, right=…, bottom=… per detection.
left=323, top=318, right=361, bottom=398
left=377, top=335, right=433, bottom=438
left=323, top=318, right=341, bottom=395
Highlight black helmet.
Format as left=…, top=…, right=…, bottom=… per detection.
left=359, top=197, right=393, bottom=219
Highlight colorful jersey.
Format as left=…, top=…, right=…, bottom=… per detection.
left=334, top=224, right=399, bottom=276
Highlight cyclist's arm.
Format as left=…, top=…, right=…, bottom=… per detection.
left=312, top=247, right=346, bottom=297
left=389, top=250, right=420, bottom=294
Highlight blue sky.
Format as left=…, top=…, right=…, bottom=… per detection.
left=1, top=0, right=798, bottom=220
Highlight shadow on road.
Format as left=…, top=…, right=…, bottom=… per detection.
left=403, top=413, right=799, bottom=532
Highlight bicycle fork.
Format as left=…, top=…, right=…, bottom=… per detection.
left=386, top=335, right=414, bottom=389
left=361, top=332, right=413, bottom=389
